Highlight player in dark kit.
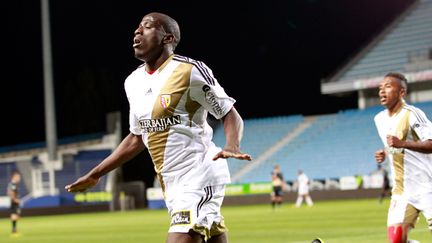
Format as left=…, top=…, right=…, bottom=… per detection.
left=270, top=165, right=285, bottom=210
left=377, top=164, right=391, bottom=203
left=8, top=170, right=22, bottom=235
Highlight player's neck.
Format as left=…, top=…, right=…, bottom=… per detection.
left=387, top=100, right=404, bottom=116
left=145, top=53, right=174, bottom=75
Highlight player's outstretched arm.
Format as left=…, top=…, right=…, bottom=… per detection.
left=65, top=133, right=145, bottom=193
left=64, top=175, right=99, bottom=193
left=213, top=107, right=252, bottom=161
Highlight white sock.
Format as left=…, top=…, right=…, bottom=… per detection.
left=306, top=196, right=313, bottom=206
left=295, top=197, right=303, bottom=207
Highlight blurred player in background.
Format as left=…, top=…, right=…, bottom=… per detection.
left=270, top=164, right=285, bottom=210
left=65, top=12, right=252, bottom=243
left=374, top=72, right=432, bottom=243
left=295, top=169, right=313, bottom=208
left=377, top=163, right=391, bottom=204
left=8, top=170, right=21, bottom=235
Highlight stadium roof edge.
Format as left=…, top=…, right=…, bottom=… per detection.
left=320, top=0, right=422, bottom=95
left=321, top=69, right=432, bottom=94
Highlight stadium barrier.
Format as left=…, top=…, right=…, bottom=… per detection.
left=145, top=180, right=384, bottom=209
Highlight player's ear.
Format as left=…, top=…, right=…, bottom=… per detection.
left=400, top=87, right=407, bottom=98
left=400, top=80, right=408, bottom=97
left=163, top=33, right=175, bottom=45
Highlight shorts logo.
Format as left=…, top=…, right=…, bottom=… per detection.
left=160, top=94, right=171, bottom=109
left=170, top=210, right=191, bottom=226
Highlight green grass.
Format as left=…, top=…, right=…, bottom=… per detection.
left=0, top=198, right=429, bottom=243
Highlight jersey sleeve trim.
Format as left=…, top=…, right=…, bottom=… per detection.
left=173, top=55, right=215, bottom=85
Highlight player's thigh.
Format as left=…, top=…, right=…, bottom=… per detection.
left=166, top=231, right=204, bottom=243
left=207, top=232, right=228, bottom=243
left=419, top=194, right=432, bottom=231
left=10, top=213, right=20, bottom=220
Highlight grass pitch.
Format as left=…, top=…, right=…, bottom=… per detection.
left=0, top=198, right=429, bottom=243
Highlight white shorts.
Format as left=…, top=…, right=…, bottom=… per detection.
left=388, top=194, right=432, bottom=230
left=298, top=185, right=309, bottom=196
left=164, top=184, right=227, bottom=241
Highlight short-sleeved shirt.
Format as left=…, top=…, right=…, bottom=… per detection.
left=374, top=103, right=432, bottom=209
left=125, top=54, right=236, bottom=192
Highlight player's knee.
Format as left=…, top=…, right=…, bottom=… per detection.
left=387, top=225, right=403, bottom=243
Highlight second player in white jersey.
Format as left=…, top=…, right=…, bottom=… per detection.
left=374, top=72, right=432, bottom=243
left=375, top=102, right=432, bottom=201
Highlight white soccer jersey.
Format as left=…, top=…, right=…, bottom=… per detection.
left=297, top=173, right=309, bottom=195
left=374, top=103, right=432, bottom=208
left=125, top=54, right=235, bottom=192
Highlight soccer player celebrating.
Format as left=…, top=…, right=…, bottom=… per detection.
left=65, top=12, right=252, bottom=243
left=374, top=72, right=432, bottom=243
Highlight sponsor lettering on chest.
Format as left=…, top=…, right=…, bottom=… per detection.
left=138, top=115, right=181, bottom=133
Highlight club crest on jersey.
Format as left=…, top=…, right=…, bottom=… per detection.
left=170, top=210, right=191, bottom=226
left=160, top=94, right=171, bottom=109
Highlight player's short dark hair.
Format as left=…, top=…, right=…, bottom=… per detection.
left=156, top=13, right=181, bottom=50
left=166, top=17, right=180, bottom=50
left=385, top=72, right=408, bottom=92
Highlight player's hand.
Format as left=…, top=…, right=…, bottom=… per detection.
left=375, top=149, right=386, bottom=163
left=65, top=175, right=99, bottom=193
left=386, top=135, right=403, bottom=148
left=212, top=149, right=252, bottom=161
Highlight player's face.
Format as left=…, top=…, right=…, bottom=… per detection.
left=378, top=77, right=404, bottom=109
left=12, top=174, right=21, bottom=183
left=133, top=14, right=167, bottom=62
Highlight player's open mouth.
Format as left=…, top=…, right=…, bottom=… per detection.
left=133, top=38, right=141, bottom=48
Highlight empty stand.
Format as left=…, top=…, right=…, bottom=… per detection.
left=55, top=149, right=112, bottom=193
left=212, top=115, right=304, bottom=176
left=0, top=162, right=28, bottom=197
left=338, top=0, right=432, bottom=82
